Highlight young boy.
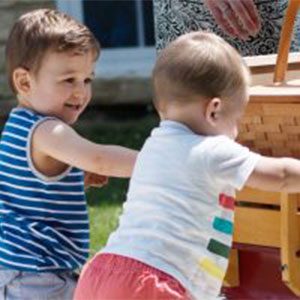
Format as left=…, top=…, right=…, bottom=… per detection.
left=0, top=8, right=137, bottom=299
left=74, top=31, right=300, bottom=300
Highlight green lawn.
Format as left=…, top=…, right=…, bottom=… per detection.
left=88, top=192, right=123, bottom=256
left=76, top=110, right=159, bottom=256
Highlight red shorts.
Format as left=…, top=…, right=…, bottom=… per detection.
left=74, top=253, right=190, bottom=300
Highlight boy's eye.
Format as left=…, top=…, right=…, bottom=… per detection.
left=64, top=78, right=75, bottom=84
left=84, top=78, right=93, bottom=84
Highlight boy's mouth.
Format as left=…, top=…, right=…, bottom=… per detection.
left=65, top=103, right=81, bottom=110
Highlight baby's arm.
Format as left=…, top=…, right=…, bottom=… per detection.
left=246, top=157, right=300, bottom=193
left=33, top=120, right=137, bottom=178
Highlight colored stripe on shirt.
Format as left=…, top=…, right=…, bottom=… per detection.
left=198, top=258, right=226, bottom=280
left=213, top=217, right=233, bottom=235
left=207, top=239, right=230, bottom=259
left=219, top=193, right=235, bottom=210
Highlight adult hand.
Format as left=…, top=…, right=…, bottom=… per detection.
left=203, top=0, right=261, bottom=40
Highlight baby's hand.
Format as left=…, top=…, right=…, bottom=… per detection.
left=84, top=172, right=109, bottom=189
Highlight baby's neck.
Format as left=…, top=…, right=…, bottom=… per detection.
left=159, top=103, right=210, bottom=136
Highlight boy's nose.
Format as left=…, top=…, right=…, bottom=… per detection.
left=73, top=82, right=87, bottom=97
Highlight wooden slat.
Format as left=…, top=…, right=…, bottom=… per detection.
left=263, top=116, right=296, bottom=125
left=250, top=70, right=300, bottom=86
left=244, top=103, right=300, bottom=116
left=223, top=249, right=240, bottom=287
left=261, top=103, right=300, bottom=116
left=243, top=103, right=264, bottom=115
left=244, top=52, right=300, bottom=73
left=246, top=53, right=300, bottom=86
left=281, top=193, right=300, bottom=296
left=233, top=207, right=280, bottom=247
left=248, top=123, right=281, bottom=133
left=236, top=187, right=282, bottom=205
left=250, top=87, right=300, bottom=103
left=249, top=78, right=300, bottom=102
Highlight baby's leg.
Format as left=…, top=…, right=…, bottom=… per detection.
left=74, top=253, right=189, bottom=300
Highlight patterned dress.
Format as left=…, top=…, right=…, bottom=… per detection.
left=153, top=0, right=300, bottom=55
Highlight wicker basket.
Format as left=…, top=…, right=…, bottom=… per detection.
left=237, top=0, right=300, bottom=157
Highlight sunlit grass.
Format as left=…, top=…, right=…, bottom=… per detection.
left=88, top=192, right=123, bottom=256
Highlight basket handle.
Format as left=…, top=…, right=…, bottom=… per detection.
left=274, top=0, right=300, bottom=83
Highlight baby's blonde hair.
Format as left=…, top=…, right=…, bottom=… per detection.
left=152, top=31, right=249, bottom=108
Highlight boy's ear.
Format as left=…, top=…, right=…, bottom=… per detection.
left=12, top=67, right=32, bottom=96
left=205, top=97, right=222, bottom=126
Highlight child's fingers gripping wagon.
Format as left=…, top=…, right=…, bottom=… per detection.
left=222, top=1, right=300, bottom=299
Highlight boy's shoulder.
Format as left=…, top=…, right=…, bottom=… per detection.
left=8, top=107, right=60, bottom=124
left=8, top=107, right=41, bottom=122
left=3, top=107, right=61, bottom=139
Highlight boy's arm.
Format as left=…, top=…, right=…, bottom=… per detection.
left=33, top=120, right=138, bottom=178
left=246, top=156, right=300, bottom=193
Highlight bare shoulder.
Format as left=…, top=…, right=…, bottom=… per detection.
left=33, top=119, right=75, bottom=139
left=30, top=119, right=75, bottom=176
left=32, top=119, right=79, bottom=156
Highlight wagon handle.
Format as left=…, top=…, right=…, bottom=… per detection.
left=274, top=0, right=300, bottom=83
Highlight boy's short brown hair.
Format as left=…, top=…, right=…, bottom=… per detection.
left=152, top=31, right=249, bottom=107
left=5, top=8, right=100, bottom=93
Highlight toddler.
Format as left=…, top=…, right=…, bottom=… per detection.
left=74, top=31, right=300, bottom=300
left=0, top=8, right=137, bottom=300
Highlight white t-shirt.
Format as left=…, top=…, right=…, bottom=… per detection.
left=103, top=120, right=261, bottom=300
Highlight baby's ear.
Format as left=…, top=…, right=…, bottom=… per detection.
left=205, top=97, right=222, bottom=125
left=13, top=67, right=31, bottom=96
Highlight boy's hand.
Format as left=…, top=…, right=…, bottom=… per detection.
left=84, top=172, right=109, bottom=189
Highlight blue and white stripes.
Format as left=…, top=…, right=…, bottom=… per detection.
left=0, top=107, right=89, bottom=272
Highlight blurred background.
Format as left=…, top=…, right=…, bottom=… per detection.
left=0, top=0, right=159, bottom=256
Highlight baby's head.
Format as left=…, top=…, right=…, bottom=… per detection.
left=152, top=31, right=250, bottom=139
left=6, top=9, right=100, bottom=124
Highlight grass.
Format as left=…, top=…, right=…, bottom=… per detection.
left=75, top=107, right=159, bottom=256
left=88, top=194, right=123, bottom=256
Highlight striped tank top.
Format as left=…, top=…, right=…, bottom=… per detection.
left=0, top=107, right=89, bottom=272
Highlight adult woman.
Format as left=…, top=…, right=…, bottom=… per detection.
left=153, top=0, right=300, bottom=55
